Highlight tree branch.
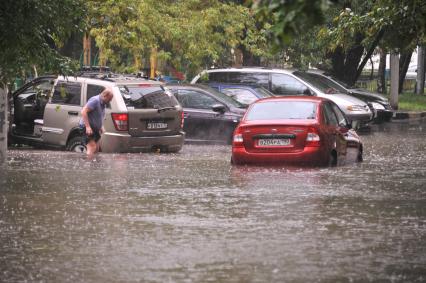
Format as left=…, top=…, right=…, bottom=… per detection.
left=355, top=29, right=385, bottom=82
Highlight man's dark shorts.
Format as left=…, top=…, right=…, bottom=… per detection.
left=80, top=126, right=101, bottom=145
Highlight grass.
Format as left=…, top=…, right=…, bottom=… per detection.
left=356, top=79, right=426, bottom=111
left=393, top=92, right=426, bottom=111
left=357, top=80, right=426, bottom=111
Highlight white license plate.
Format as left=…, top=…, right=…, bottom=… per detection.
left=258, top=138, right=290, bottom=146
left=147, top=122, right=168, bottom=129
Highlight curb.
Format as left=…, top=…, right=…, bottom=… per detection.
left=392, top=111, right=426, bottom=120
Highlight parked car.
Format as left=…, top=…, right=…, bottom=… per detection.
left=207, top=83, right=274, bottom=107
left=298, top=71, right=393, bottom=122
left=191, top=68, right=373, bottom=126
left=9, top=73, right=185, bottom=153
left=166, top=84, right=246, bottom=144
left=231, top=96, right=363, bottom=166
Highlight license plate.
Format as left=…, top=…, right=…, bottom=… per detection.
left=258, top=138, right=290, bottom=146
left=147, top=121, right=168, bottom=129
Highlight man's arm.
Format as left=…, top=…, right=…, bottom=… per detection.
left=81, top=105, right=93, bottom=136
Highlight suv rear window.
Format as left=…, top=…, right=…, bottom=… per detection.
left=119, top=85, right=179, bottom=109
left=246, top=101, right=317, bottom=121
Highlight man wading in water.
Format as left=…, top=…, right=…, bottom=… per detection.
left=80, top=88, right=114, bottom=158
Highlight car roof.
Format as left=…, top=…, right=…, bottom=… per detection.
left=57, top=75, right=162, bottom=86
left=207, top=82, right=262, bottom=88
left=202, top=67, right=296, bottom=74
left=166, top=83, right=214, bottom=90
left=255, top=96, right=327, bottom=104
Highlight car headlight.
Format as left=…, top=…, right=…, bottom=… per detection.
left=347, top=105, right=368, bottom=112
left=370, top=102, right=385, bottom=110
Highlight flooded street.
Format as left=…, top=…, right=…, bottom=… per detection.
left=1, top=119, right=426, bottom=282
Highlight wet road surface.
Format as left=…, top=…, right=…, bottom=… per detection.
left=1, top=119, right=426, bottom=282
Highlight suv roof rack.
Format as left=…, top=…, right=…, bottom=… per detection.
left=76, top=66, right=157, bottom=82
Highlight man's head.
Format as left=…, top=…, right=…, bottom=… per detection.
left=100, top=88, right=114, bottom=104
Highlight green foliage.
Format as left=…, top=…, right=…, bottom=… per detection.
left=323, top=0, right=426, bottom=52
left=389, top=92, right=426, bottom=111
left=87, top=0, right=271, bottom=77
left=252, top=0, right=334, bottom=47
left=0, top=0, right=86, bottom=84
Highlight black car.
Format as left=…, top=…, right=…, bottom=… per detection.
left=167, top=84, right=246, bottom=144
left=316, top=73, right=393, bottom=122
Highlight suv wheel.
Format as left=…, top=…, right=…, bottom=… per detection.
left=67, top=136, right=86, bottom=153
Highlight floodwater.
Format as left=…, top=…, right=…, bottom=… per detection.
left=1, top=119, right=426, bottom=282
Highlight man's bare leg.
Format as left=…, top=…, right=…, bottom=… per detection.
left=87, top=140, right=97, bottom=159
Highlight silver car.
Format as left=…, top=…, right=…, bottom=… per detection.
left=192, top=67, right=373, bottom=123
left=9, top=74, right=185, bottom=153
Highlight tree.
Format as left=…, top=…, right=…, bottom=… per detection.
left=0, top=0, right=85, bottom=163
left=87, top=0, right=271, bottom=78
left=253, top=0, right=426, bottom=89
left=321, top=0, right=426, bottom=87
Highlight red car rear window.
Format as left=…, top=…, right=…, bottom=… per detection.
left=246, top=101, right=317, bottom=121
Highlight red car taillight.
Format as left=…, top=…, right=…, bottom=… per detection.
left=233, top=127, right=244, bottom=147
left=111, top=113, right=128, bottom=131
left=305, top=127, right=320, bottom=147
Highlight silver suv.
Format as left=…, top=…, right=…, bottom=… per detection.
left=9, top=74, right=185, bottom=153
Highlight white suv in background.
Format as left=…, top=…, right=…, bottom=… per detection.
left=9, top=73, right=185, bottom=153
left=192, top=68, right=372, bottom=124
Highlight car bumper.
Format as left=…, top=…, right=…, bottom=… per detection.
left=232, top=146, right=327, bottom=166
left=374, top=109, right=393, bottom=122
left=99, top=131, right=185, bottom=153
left=345, top=112, right=373, bottom=122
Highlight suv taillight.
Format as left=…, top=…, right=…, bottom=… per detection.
left=111, top=113, right=128, bottom=131
left=305, top=127, right=320, bottom=147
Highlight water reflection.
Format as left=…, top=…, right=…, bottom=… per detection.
left=1, top=120, right=426, bottom=282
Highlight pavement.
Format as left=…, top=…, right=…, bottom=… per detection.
left=392, top=110, right=426, bottom=120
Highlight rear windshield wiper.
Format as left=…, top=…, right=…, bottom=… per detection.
left=157, top=106, right=176, bottom=112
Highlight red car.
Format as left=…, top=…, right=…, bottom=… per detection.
left=231, top=96, right=363, bottom=166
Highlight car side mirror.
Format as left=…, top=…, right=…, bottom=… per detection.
left=212, top=103, right=226, bottom=113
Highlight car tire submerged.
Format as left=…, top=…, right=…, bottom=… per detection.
left=67, top=136, right=86, bottom=153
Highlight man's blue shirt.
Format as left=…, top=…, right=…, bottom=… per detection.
left=79, top=95, right=106, bottom=130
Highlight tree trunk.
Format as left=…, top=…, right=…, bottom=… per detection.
left=0, top=87, right=7, bottom=164
left=377, top=49, right=387, bottom=94
left=369, top=57, right=374, bottom=80
left=329, top=46, right=362, bottom=86
left=354, top=29, right=385, bottom=84
left=416, top=45, right=425, bottom=95
left=398, top=51, right=413, bottom=94
left=241, top=46, right=260, bottom=66
left=390, top=52, right=399, bottom=109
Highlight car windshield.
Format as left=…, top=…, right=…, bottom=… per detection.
left=119, top=84, right=179, bottom=109
left=221, top=88, right=258, bottom=106
left=198, top=85, right=245, bottom=108
left=328, top=76, right=353, bottom=89
left=253, top=86, right=274, bottom=98
left=293, top=71, right=348, bottom=94
left=245, top=101, right=317, bottom=121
